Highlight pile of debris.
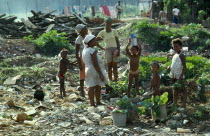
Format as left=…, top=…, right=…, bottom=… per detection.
left=0, top=10, right=124, bottom=39
left=0, top=10, right=85, bottom=39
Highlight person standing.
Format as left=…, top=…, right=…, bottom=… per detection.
left=82, top=35, right=109, bottom=107
left=75, top=24, right=88, bottom=97
left=172, top=5, right=180, bottom=24
left=97, top=18, right=121, bottom=82
left=115, top=1, right=122, bottom=19
left=159, top=8, right=167, bottom=25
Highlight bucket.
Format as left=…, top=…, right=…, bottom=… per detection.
left=112, top=112, right=127, bottom=127
left=152, top=104, right=167, bottom=121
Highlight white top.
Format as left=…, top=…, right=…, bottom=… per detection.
left=82, top=47, right=108, bottom=87
left=169, top=53, right=184, bottom=79
left=115, top=4, right=121, bottom=10
left=173, top=8, right=180, bottom=16
left=75, top=35, right=85, bottom=54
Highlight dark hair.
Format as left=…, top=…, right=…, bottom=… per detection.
left=131, top=46, right=139, bottom=51
left=174, top=5, right=177, bottom=8
left=60, top=48, right=68, bottom=54
left=161, top=7, right=164, bottom=10
left=152, top=62, right=160, bottom=69
left=172, top=38, right=182, bottom=47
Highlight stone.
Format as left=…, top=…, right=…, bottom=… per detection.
left=133, top=127, right=142, bottom=132
left=35, top=54, right=41, bottom=58
left=177, top=128, right=192, bottom=133
left=183, top=120, right=189, bottom=125
left=162, top=127, right=171, bottom=132
left=16, top=113, right=28, bottom=122
left=3, top=75, right=21, bottom=85
left=88, top=112, right=101, bottom=121
left=172, top=113, right=182, bottom=120
left=99, top=116, right=112, bottom=125
left=6, top=99, right=15, bottom=107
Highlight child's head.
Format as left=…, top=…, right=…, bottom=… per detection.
left=152, top=62, right=159, bottom=73
left=105, top=17, right=112, bottom=29
left=172, top=38, right=182, bottom=53
left=130, top=46, right=139, bottom=55
left=60, top=48, right=68, bottom=58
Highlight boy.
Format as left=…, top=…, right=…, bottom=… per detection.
left=59, top=48, right=71, bottom=99
left=150, top=62, right=160, bottom=96
left=169, top=38, right=187, bottom=107
left=172, top=5, right=180, bottom=24
left=126, top=38, right=142, bottom=97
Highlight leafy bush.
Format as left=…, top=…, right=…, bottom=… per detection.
left=132, top=21, right=210, bottom=52
left=24, top=30, right=74, bottom=56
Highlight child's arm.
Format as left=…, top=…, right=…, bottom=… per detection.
left=126, top=38, right=131, bottom=57
left=75, top=44, right=82, bottom=70
left=137, top=38, right=142, bottom=56
left=179, top=54, right=186, bottom=80
left=96, top=42, right=105, bottom=50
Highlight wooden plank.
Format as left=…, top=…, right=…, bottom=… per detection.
left=73, top=14, right=87, bottom=25
left=40, top=10, right=57, bottom=18
left=45, top=24, right=55, bottom=33
left=21, top=18, right=37, bottom=29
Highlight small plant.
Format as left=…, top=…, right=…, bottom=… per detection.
left=141, top=92, right=168, bottom=116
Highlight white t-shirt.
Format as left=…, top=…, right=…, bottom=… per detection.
left=75, top=35, right=85, bottom=54
left=173, top=8, right=180, bottom=16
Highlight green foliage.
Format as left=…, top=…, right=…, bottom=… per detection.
left=24, top=30, right=74, bottom=56
left=186, top=56, right=210, bottom=79
left=131, top=20, right=210, bottom=52
left=196, top=72, right=210, bottom=85
left=141, top=92, right=168, bottom=116
left=116, top=96, right=143, bottom=115
left=112, top=109, right=128, bottom=113
left=134, top=21, right=176, bottom=52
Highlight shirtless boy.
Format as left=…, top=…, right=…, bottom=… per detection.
left=58, top=49, right=71, bottom=99
left=150, top=62, right=160, bottom=96
left=126, top=38, right=142, bottom=97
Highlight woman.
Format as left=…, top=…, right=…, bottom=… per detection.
left=82, top=35, right=109, bottom=107
left=96, top=17, right=121, bottom=81
left=75, top=24, right=88, bottom=97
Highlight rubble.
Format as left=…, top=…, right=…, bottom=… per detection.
left=0, top=11, right=124, bottom=41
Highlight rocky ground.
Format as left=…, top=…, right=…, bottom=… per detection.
left=0, top=38, right=210, bottom=136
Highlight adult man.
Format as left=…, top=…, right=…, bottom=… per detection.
left=172, top=5, right=180, bottom=24
left=115, top=1, right=122, bottom=19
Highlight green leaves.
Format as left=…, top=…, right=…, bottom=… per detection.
left=23, top=30, right=74, bottom=56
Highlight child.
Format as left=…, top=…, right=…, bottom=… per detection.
left=126, top=38, right=142, bottom=97
left=150, top=62, right=160, bottom=96
left=58, top=48, right=71, bottom=99
left=169, top=38, right=187, bottom=107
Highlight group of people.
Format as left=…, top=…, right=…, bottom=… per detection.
left=159, top=5, right=180, bottom=25
left=59, top=17, right=187, bottom=108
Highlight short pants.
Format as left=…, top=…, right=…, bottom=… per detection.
left=105, top=47, right=118, bottom=63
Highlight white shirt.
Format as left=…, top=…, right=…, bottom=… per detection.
left=75, top=35, right=85, bottom=54
left=173, top=8, right=180, bottom=16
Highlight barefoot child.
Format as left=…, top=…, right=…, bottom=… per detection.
left=150, top=62, right=160, bottom=96
left=126, top=38, right=142, bottom=97
left=169, top=38, right=187, bottom=107
left=58, top=49, right=71, bottom=99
